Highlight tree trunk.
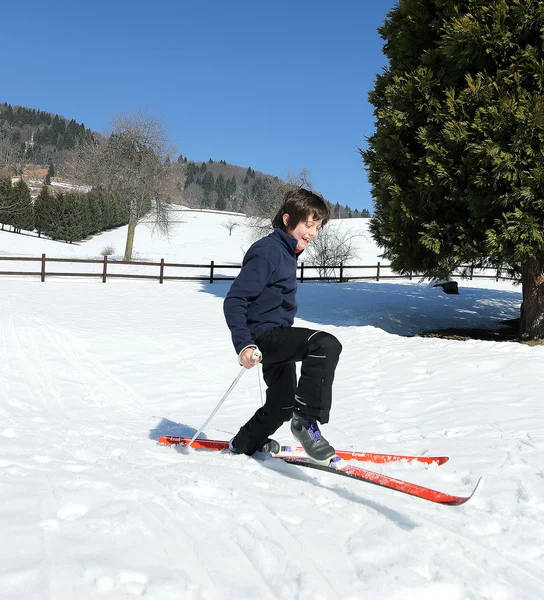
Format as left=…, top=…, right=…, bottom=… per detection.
left=123, top=213, right=137, bottom=261
left=520, top=257, right=544, bottom=340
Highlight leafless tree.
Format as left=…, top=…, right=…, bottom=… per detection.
left=0, top=133, right=24, bottom=174
left=181, top=182, right=205, bottom=208
left=69, top=109, right=177, bottom=260
left=304, top=225, right=361, bottom=279
left=244, top=168, right=316, bottom=242
left=221, top=218, right=240, bottom=236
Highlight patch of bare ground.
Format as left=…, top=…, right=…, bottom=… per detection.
left=420, top=319, right=544, bottom=346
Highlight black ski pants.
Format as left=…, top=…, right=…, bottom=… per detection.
left=232, top=327, right=342, bottom=455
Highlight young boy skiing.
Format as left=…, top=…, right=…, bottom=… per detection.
left=223, top=188, right=342, bottom=465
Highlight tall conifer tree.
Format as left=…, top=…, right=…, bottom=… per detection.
left=363, top=0, right=544, bottom=339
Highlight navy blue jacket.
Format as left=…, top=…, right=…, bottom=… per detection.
left=224, top=228, right=300, bottom=354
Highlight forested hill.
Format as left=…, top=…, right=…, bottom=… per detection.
left=0, top=103, right=94, bottom=166
left=0, top=102, right=369, bottom=218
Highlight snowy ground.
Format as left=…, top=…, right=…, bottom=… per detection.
left=1, top=212, right=543, bottom=600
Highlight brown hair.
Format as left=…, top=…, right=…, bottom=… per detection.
left=272, top=188, right=330, bottom=230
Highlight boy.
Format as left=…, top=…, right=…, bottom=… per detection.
left=223, top=188, right=342, bottom=465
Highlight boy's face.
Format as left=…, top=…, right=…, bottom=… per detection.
left=283, top=213, right=323, bottom=251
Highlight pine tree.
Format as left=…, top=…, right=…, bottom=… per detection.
left=49, top=193, right=82, bottom=242
left=34, top=185, right=53, bottom=237
left=0, top=176, right=13, bottom=229
left=362, top=0, right=544, bottom=339
left=202, top=171, right=215, bottom=206
left=11, top=179, right=34, bottom=232
left=226, top=175, right=237, bottom=197
left=215, top=173, right=226, bottom=204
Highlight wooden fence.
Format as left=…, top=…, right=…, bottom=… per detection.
left=0, top=254, right=519, bottom=284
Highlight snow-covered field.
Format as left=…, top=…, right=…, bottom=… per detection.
left=1, top=210, right=543, bottom=600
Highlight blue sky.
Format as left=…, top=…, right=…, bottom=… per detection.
left=2, top=0, right=397, bottom=212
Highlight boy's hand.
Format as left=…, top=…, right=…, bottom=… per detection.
left=240, top=347, right=262, bottom=369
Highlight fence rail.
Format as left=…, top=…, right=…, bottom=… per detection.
left=0, top=255, right=519, bottom=284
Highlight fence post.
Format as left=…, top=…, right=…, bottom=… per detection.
left=470, top=263, right=474, bottom=280
left=159, top=258, right=164, bottom=284
left=102, top=255, right=108, bottom=283
left=41, top=253, right=46, bottom=282
left=300, top=262, right=304, bottom=283
left=339, top=262, right=343, bottom=283
left=376, top=261, right=381, bottom=282
left=210, top=260, right=215, bottom=283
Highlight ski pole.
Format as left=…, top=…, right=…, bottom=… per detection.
left=187, top=349, right=262, bottom=448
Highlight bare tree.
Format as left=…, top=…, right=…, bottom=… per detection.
left=244, top=168, right=316, bottom=242
left=182, top=182, right=205, bottom=208
left=0, top=133, right=24, bottom=174
left=221, top=218, right=240, bottom=236
left=69, top=109, right=177, bottom=260
left=304, top=225, right=360, bottom=279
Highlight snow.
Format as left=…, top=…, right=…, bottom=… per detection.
left=1, top=210, right=543, bottom=600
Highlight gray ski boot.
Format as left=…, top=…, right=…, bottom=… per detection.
left=290, top=412, right=336, bottom=465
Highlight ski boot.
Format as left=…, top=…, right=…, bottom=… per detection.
left=290, top=411, right=336, bottom=465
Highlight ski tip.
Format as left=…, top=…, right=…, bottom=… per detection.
left=471, top=476, right=483, bottom=497
left=446, top=476, right=483, bottom=506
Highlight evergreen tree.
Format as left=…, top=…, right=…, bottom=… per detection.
left=362, top=0, right=544, bottom=339
left=184, top=162, right=197, bottom=188
left=11, top=180, right=34, bottom=233
left=202, top=170, right=215, bottom=196
left=49, top=193, right=82, bottom=242
left=34, top=185, right=53, bottom=237
left=251, top=177, right=266, bottom=203
left=226, top=175, right=237, bottom=197
left=215, top=173, right=226, bottom=203
left=0, top=176, right=13, bottom=228
left=361, top=208, right=371, bottom=218
left=48, top=162, right=55, bottom=177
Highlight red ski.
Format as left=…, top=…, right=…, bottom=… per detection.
left=158, top=436, right=478, bottom=505
left=157, top=435, right=449, bottom=466
left=277, top=456, right=481, bottom=506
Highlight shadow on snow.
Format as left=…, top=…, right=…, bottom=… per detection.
left=196, top=279, right=521, bottom=337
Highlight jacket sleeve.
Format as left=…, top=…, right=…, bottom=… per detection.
left=223, top=248, right=275, bottom=354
